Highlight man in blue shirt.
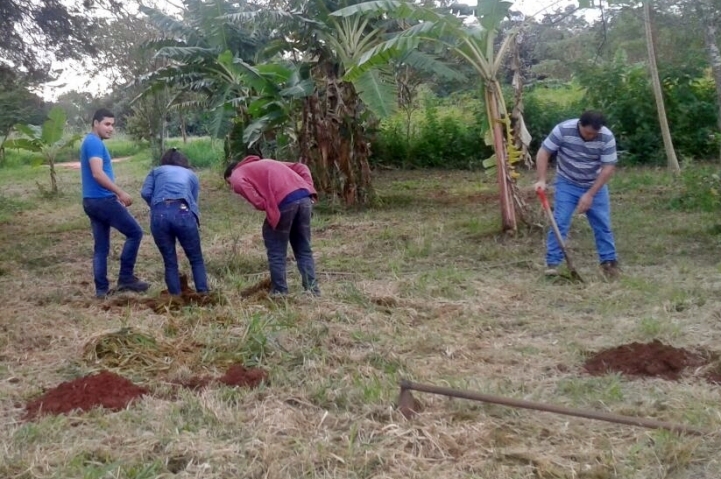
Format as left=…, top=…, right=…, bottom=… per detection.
left=534, top=111, right=620, bottom=279
left=80, top=108, right=150, bottom=297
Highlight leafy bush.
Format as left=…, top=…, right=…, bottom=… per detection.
left=669, top=164, right=721, bottom=212
left=165, top=137, right=224, bottom=169
left=523, top=84, right=584, bottom=153
left=576, top=56, right=720, bottom=164
left=371, top=93, right=493, bottom=169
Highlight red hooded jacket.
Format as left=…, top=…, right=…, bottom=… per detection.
left=227, top=155, right=318, bottom=228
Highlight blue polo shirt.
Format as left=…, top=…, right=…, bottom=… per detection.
left=80, top=133, right=115, bottom=198
left=541, top=119, right=617, bottom=187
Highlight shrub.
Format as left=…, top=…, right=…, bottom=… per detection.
left=576, top=55, right=720, bottom=165
left=371, top=92, right=493, bottom=169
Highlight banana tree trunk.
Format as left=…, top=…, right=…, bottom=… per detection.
left=643, top=0, right=680, bottom=172
left=48, top=156, right=58, bottom=194
left=485, top=82, right=517, bottom=233
left=300, top=72, right=373, bottom=206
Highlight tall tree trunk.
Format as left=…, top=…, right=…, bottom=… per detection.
left=300, top=70, right=373, bottom=206
left=485, top=82, right=517, bottom=233
left=696, top=0, right=721, bottom=160
left=180, top=111, right=188, bottom=144
left=643, top=0, right=680, bottom=172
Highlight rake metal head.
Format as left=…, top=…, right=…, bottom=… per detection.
left=397, top=386, right=421, bottom=419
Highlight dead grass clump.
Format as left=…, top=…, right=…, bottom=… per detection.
left=83, top=327, right=196, bottom=374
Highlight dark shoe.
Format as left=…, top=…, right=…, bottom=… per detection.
left=600, top=260, right=620, bottom=279
left=95, top=288, right=116, bottom=299
left=117, top=276, right=150, bottom=293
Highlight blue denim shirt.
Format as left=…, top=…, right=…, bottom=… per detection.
left=141, top=165, right=200, bottom=222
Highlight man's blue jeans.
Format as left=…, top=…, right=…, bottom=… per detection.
left=262, top=197, right=319, bottom=295
left=83, top=197, right=144, bottom=295
left=150, top=201, right=208, bottom=295
left=546, top=177, right=617, bottom=266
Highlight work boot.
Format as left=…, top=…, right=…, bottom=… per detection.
left=117, top=276, right=150, bottom=293
left=600, top=260, right=620, bottom=279
left=544, top=265, right=560, bottom=277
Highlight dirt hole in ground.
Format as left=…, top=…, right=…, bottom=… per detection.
left=103, top=275, right=221, bottom=312
left=583, top=340, right=720, bottom=383
left=173, top=363, right=269, bottom=391
left=23, top=370, right=148, bottom=420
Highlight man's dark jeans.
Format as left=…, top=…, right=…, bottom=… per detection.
left=262, top=197, right=319, bottom=295
left=150, top=201, right=208, bottom=295
left=83, top=197, right=144, bottom=295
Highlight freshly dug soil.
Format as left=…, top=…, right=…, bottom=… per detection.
left=218, top=364, right=268, bottom=388
left=24, top=370, right=148, bottom=420
left=583, top=340, right=710, bottom=380
left=102, top=274, right=218, bottom=312
left=174, top=363, right=268, bottom=390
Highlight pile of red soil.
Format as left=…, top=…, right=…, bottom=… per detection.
left=583, top=340, right=711, bottom=380
left=174, top=364, right=268, bottom=390
left=24, top=370, right=148, bottom=420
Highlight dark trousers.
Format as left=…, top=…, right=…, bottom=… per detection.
left=262, top=197, right=319, bottom=294
left=83, top=197, right=143, bottom=295
left=150, top=201, right=208, bottom=295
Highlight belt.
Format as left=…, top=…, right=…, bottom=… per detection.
left=163, top=199, right=185, bottom=204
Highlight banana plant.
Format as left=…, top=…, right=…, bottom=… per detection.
left=4, top=106, right=80, bottom=194
left=332, top=0, right=527, bottom=231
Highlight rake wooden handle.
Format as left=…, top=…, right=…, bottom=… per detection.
left=400, top=380, right=708, bottom=435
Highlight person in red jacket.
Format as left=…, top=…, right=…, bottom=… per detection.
left=224, top=154, right=320, bottom=296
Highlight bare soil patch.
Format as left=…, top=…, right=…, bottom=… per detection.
left=56, top=156, right=133, bottom=169
left=102, top=275, right=220, bottom=312
left=583, top=340, right=716, bottom=381
left=173, top=364, right=269, bottom=391
left=23, top=370, right=148, bottom=420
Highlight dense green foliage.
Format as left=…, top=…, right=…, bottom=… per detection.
left=371, top=93, right=493, bottom=169
left=578, top=58, right=720, bottom=165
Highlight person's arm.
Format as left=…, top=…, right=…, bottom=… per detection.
left=286, top=162, right=315, bottom=189
left=140, top=170, right=155, bottom=206
left=577, top=134, right=618, bottom=213
left=190, top=172, right=200, bottom=204
left=534, top=147, right=552, bottom=191
left=232, top=175, right=266, bottom=211
left=534, top=126, right=562, bottom=191
left=89, top=158, right=133, bottom=206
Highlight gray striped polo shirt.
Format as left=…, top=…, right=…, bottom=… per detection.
left=541, top=119, right=617, bottom=187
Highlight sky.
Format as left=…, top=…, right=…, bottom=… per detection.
left=40, top=0, right=586, bottom=101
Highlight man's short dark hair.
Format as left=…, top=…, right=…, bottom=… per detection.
left=224, top=161, right=240, bottom=180
left=579, top=111, right=606, bottom=131
left=160, top=148, right=191, bottom=169
left=92, top=108, right=114, bottom=125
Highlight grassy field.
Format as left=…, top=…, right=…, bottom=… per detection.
left=1, top=157, right=721, bottom=479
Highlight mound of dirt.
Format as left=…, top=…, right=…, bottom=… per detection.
left=24, top=370, right=148, bottom=420
left=102, top=274, right=219, bottom=312
left=218, top=364, right=268, bottom=387
left=173, top=363, right=268, bottom=390
left=583, top=340, right=710, bottom=380
left=240, top=277, right=272, bottom=299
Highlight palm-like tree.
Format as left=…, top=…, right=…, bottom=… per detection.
left=333, top=0, right=529, bottom=231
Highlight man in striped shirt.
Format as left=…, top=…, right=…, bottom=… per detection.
left=534, top=111, right=620, bottom=279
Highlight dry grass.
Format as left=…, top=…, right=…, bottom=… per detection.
left=1, top=161, right=721, bottom=478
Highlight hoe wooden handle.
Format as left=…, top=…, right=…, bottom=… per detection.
left=400, top=380, right=708, bottom=436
